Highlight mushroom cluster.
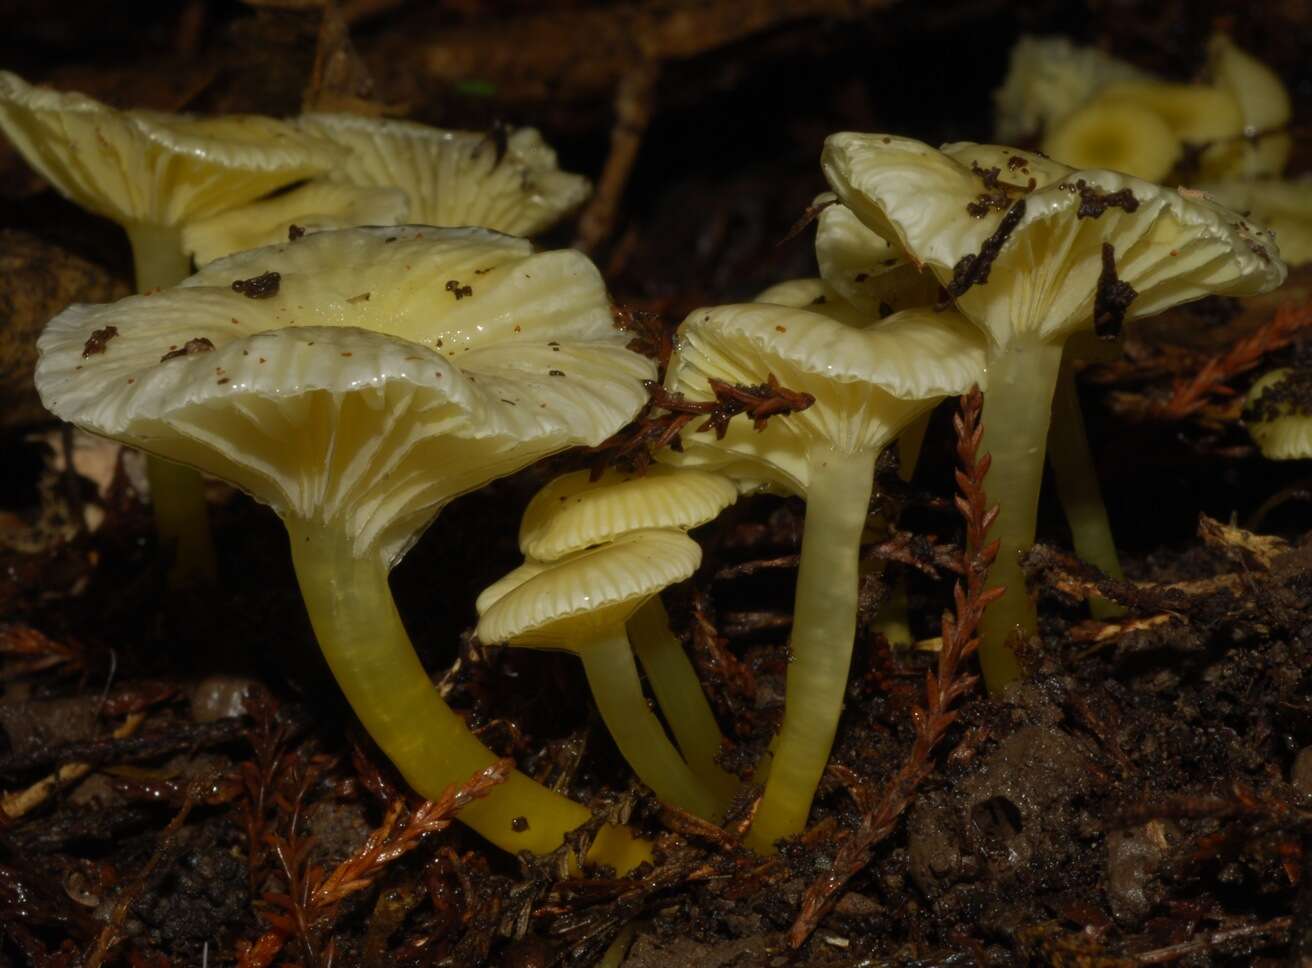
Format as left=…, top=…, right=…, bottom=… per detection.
left=821, top=133, right=1287, bottom=686
left=477, top=464, right=745, bottom=813
left=34, top=226, right=655, bottom=870
left=657, top=273, right=987, bottom=847
left=477, top=466, right=740, bottom=819
left=994, top=34, right=1310, bottom=269
left=0, top=71, right=592, bottom=582
left=14, top=57, right=1294, bottom=869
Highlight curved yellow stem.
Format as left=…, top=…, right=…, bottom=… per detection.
left=286, top=519, right=650, bottom=871
left=581, top=628, right=722, bottom=820
left=628, top=599, right=739, bottom=807
left=1049, top=358, right=1125, bottom=620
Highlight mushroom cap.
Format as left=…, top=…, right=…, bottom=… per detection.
left=815, top=203, right=940, bottom=317
left=182, top=180, right=409, bottom=266
left=298, top=114, right=589, bottom=236
left=1041, top=97, right=1180, bottom=182
left=823, top=133, right=1287, bottom=346
left=520, top=466, right=737, bottom=561
left=1203, top=34, right=1291, bottom=178
left=1098, top=81, right=1243, bottom=146
left=1244, top=367, right=1312, bottom=459
left=1198, top=178, right=1312, bottom=265
left=35, top=226, right=654, bottom=566
left=755, top=278, right=868, bottom=327
left=476, top=529, right=701, bottom=648
left=0, top=71, right=337, bottom=228
left=658, top=301, right=985, bottom=493
left=993, top=35, right=1151, bottom=143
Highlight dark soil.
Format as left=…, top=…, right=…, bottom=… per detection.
left=2, top=2, right=1311, bottom=966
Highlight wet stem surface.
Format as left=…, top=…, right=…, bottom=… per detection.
left=3, top=1, right=1312, bottom=965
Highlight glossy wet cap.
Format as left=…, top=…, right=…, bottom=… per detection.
left=520, top=466, right=737, bottom=561
left=814, top=203, right=940, bottom=317
left=476, top=529, right=702, bottom=648
left=35, top=226, right=654, bottom=566
left=1197, top=178, right=1312, bottom=266
left=0, top=71, right=337, bottom=227
left=298, top=114, right=590, bottom=236
left=823, top=133, right=1287, bottom=345
left=658, top=300, right=985, bottom=494
left=182, top=180, right=409, bottom=265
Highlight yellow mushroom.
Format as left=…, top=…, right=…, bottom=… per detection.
left=35, top=226, right=655, bottom=870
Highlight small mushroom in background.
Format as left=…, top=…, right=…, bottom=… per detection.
left=1042, top=99, right=1181, bottom=183
left=297, top=113, right=591, bottom=236
left=993, top=35, right=1151, bottom=145
left=478, top=529, right=723, bottom=819
left=1001, top=32, right=1291, bottom=185
left=659, top=298, right=987, bottom=849
left=1244, top=368, right=1312, bottom=459
left=0, top=70, right=342, bottom=584
left=34, top=225, right=655, bottom=871
left=1093, top=79, right=1243, bottom=164
left=1198, top=33, right=1292, bottom=180
left=822, top=133, right=1287, bottom=690
left=515, top=466, right=741, bottom=807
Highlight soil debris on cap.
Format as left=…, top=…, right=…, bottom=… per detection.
left=1065, top=179, right=1140, bottom=219
left=947, top=200, right=1026, bottom=297
left=81, top=326, right=118, bottom=358
left=161, top=337, right=217, bottom=362
left=445, top=280, right=473, bottom=299
left=231, top=271, right=282, bottom=299
left=1094, top=242, right=1137, bottom=339
left=1245, top=367, right=1312, bottom=421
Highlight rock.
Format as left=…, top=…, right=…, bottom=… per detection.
left=188, top=675, right=260, bottom=723
left=908, top=725, right=1094, bottom=898
left=0, top=230, right=127, bottom=431
left=1105, top=820, right=1175, bottom=925
left=0, top=694, right=99, bottom=754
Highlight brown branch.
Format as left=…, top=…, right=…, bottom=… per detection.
left=240, top=760, right=509, bottom=967
left=788, top=386, right=1000, bottom=948
left=1132, top=914, right=1292, bottom=964
left=83, top=778, right=206, bottom=968
left=1147, top=302, right=1312, bottom=421
left=588, top=373, right=815, bottom=477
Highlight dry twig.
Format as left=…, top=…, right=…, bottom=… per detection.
left=788, top=386, right=1001, bottom=947
left=1147, top=302, right=1312, bottom=421
left=239, top=760, right=509, bottom=968
left=589, top=374, right=814, bottom=476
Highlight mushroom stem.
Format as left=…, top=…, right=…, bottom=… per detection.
left=145, top=458, right=216, bottom=586
left=1048, top=357, right=1125, bottom=619
left=125, top=222, right=192, bottom=293
left=976, top=338, right=1064, bottom=691
left=873, top=410, right=935, bottom=647
left=286, top=520, right=651, bottom=872
left=579, top=627, right=723, bottom=820
left=628, top=598, right=739, bottom=806
left=124, top=221, right=216, bottom=587
left=748, top=444, right=876, bottom=850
